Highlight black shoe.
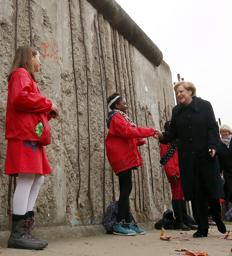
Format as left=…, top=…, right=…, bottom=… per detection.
left=174, top=222, right=191, bottom=231
left=193, top=229, right=208, bottom=238
left=216, top=220, right=226, bottom=234
left=185, top=223, right=198, bottom=230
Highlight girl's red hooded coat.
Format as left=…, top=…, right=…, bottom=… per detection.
left=160, top=143, right=183, bottom=200
left=160, top=143, right=180, bottom=179
left=105, top=112, right=155, bottom=174
left=5, top=68, right=52, bottom=142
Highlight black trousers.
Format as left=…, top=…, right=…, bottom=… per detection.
left=191, top=194, right=222, bottom=231
left=117, top=169, right=132, bottom=223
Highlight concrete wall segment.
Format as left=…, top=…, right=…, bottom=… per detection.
left=0, top=0, right=174, bottom=229
left=86, top=0, right=163, bottom=66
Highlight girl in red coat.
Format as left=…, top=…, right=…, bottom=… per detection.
left=5, top=46, right=58, bottom=250
left=160, top=121, right=195, bottom=230
left=105, top=93, right=157, bottom=235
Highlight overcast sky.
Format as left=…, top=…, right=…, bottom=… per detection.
left=116, top=0, right=232, bottom=127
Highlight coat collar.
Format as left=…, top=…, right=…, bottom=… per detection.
left=176, top=96, right=200, bottom=113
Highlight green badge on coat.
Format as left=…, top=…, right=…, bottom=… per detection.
left=35, top=121, right=44, bottom=137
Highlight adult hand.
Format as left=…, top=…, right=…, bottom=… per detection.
left=209, top=148, right=216, bottom=158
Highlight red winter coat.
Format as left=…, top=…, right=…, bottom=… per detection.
left=160, top=143, right=183, bottom=200
left=105, top=112, right=155, bottom=174
left=5, top=68, right=52, bottom=142
left=160, top=143, right=180, bottom=178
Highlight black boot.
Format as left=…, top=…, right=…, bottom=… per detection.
left=209, top=199, right=227, bottom=234
left=25, top=211, right=48, bottom=247
left=215, top=220, right=227, bottom=234
left=154, top=209, right=175, bottom=230
left=8, top=214, right=47, bottom=250
left=181, top=201, right=198, bottom=230
left=172, top=200, right=191, bottom=231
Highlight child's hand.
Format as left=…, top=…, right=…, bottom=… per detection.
left=49, top=103, right=59, bottom=118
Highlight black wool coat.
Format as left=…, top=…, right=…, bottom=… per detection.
left=218, top=138, right=232, bottom=201
left=163, top=96, right=223, bottom=200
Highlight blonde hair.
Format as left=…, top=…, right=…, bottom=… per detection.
left=174, top=81, right=196, bottom=97
left=220, top=124, right=232, bottom=134
left=8, top=46, right=38, bottom=81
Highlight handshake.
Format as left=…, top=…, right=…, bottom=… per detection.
left=153, top=129, right=163, bottom=140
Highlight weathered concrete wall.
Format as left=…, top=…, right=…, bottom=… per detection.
left=0, top=0, right=174, bottom=229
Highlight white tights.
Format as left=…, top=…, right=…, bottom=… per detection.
left=13, top=174, right=44, bottom=215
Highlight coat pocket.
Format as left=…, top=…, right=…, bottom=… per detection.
left=34, top=114, right=51, bottom=146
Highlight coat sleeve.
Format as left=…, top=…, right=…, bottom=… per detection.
left=205, top=101, right=220, bottom=150
left=160, top=108, right=178, bottom=143
left=109, top=113, right=155, bottom=139
left=12, top=70, right=52, bottom=113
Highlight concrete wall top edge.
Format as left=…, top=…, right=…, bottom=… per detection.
left=86, top=0, right=163, bottom=67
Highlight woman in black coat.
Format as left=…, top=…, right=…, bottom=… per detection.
left=157, top=81, right=226, bottom=238
left=218, top=125, right=232, bottom=205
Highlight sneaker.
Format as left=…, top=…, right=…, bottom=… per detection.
left=112, top=223, right=136, bottom=236
left=129, top=224, right=146, bottom=235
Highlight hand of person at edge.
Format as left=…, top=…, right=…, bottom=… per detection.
left=209, top=148, right=216, bottom=158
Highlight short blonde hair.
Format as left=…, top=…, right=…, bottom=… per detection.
left=220, top=124, right=232, bottom=134
left=174, top=81, right=196, bottom=97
